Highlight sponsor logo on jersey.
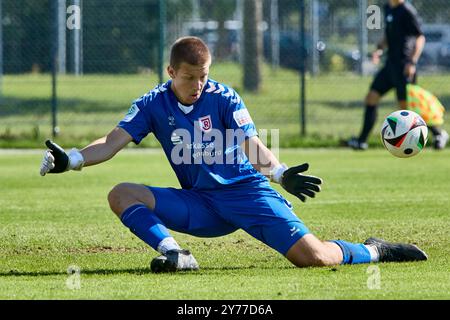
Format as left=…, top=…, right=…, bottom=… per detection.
left=171, top=132, right=183, bottom=145
left=233, top=108, right=253, bottom=127
left=168, top=116, right=176, bottom=126
left=122, top=103, right=139, bottom=122
left=198, top=115, right=212, bottom=132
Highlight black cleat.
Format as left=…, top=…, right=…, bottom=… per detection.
left=150, top=249, right=199, bottom=273
left=344, top=137, right=368, bottom=150
left=364, top=237, right=428, bottom=263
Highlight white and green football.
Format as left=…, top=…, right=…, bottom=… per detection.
left=381, top=110, right=428, bottom=158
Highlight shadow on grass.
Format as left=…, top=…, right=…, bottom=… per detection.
left=0, top=265, right=299, bottom=277
left=0, top=96, right=127, bottom=116
left=0, top=268, right=152, bottom=277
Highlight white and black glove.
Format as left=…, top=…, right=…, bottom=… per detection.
left=271, top=163, right=322, bottom=202
left=40, top=140, right=84, bottom=176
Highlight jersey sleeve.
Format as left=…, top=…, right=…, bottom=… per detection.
left=118, top=95, right=153, bottom=144
left=222, top=89, right=258, bottom=139
left=404, top=5, right=423, bottom=36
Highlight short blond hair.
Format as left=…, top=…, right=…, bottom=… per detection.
left=169, top=36, right=211, bottom=69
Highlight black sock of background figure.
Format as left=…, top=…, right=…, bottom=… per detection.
left=358, top=105, right=377, bottom=143
left=428, top=126, right=441, bottom=137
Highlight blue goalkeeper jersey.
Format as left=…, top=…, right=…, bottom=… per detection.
left=118, top=79, right=267, bottom=190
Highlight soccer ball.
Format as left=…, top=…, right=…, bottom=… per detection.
left=381, top=110, right=428, bottom=158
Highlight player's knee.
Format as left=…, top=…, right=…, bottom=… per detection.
left=288, top=249, right=327, bottom=268
left=398, top=100, right=407, bottom=109
left=108, top=183, right=130, bottom=216
left=298, top=252, right=330, bottom=267
left=287, top=235, right=339, bottom=268
left=288, top=246, right=337, bottom=267
left=365, top=91, right=380, bottom=105
left=108, top=183, right=156, bottom=217
left=311, top=252, right=336, bottom=267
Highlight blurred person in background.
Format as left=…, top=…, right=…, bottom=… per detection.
left=346, top=0, right=448, bottom=150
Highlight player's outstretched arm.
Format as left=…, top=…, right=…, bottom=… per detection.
left=40, top=127, right=133, bottom=176
left=242, top=136, right=322, bottom=202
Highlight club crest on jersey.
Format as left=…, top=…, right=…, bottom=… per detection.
left=198, top=115, right=212, bottom=132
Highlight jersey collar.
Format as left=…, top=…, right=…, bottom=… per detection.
left=177, top=102, right=194, bottom=114
left=166, top=79, right=207, bottom=115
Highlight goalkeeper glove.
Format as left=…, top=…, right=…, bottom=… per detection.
left=40, top=140, right=84, bottom=176
left=271, top=163, right=322, bottom=202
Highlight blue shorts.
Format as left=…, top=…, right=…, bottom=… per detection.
left=147, top=181, right=310, bottom=255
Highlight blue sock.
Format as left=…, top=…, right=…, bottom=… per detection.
left=330, top=240, right=371, bottom=264
left=120, top=204, right=171, bottom=251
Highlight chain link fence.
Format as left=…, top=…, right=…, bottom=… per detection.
left=0, top=0, right=449, bottom=148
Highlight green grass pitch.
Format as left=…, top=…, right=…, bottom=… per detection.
left=0, top=148, right=449, bottom=299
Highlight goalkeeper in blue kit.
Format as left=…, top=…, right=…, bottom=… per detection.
left=40, top=37, right=427, bottom=272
